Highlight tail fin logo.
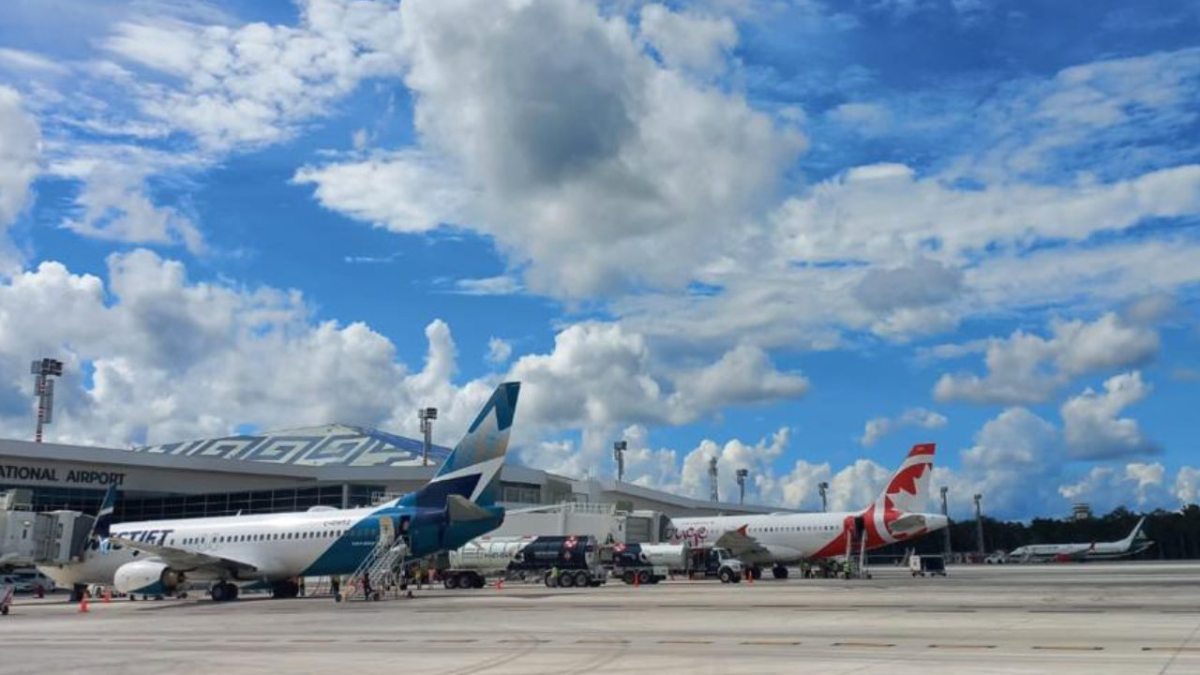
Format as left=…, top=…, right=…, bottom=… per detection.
left=878, top=443, right=935, bottom=514
left=410, top=382, right=520, bottom=508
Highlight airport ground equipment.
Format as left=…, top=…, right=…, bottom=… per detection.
left=684, top=546, right=745, bottom=583
left=909, top=554, right=947, bottom=577
left=344, top=518, right=410, bottom=601
left=1, top=583, right=11, bottom=615
left=443, top=535, right=607, bottom=588
left=519, top=535, right=607, bottom=588
left=611, top=542, right=690, bottom=584
left=442, top=536, right=531, bottom=589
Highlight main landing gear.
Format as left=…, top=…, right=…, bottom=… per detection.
left=210, top=582, right=240, bottom=602
left=772, top=565, right=789, bottom=580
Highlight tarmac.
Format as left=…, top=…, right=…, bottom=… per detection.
left=2, top=561, right=1199, bottom=674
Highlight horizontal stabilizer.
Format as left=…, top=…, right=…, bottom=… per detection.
left=446, top=494, right=493, bottom=523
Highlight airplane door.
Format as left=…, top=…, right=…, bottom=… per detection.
left=379, top=517, right=395, bottom=546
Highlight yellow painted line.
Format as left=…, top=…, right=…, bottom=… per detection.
left=928, top=644, right=996, bottom=650
left=1032, top=645, right=1103, bottom=651
left=832, top=642, right=895, bottom=648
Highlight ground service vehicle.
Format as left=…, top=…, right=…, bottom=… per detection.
left=611, top=542, right=690, bottom=584
left=512, top=535, right=607, bottom=588
left=687, top=547, right=744, bottom=583
left=910, top=554, right=947, bottom=577
left=442, top=536, right=533, bottom=589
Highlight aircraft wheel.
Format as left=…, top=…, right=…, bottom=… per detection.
left=227, top=583, right=239, bottom=600
left=772, top=565, right=789, bottom=580
left=211, top=584, right=227, bottom=602
left=751, top=567, right=763, bottom=580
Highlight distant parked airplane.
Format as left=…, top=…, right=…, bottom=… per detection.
left=1005, top=517, right=1152, bottom=563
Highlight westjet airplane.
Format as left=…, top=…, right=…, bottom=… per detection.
left=668, top=443, right=948, bottom=578
left=1005, top=517, right=1152, bottom=563
left=40, top=382, right=520, bottom=601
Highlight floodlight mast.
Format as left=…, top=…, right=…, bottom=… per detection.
left=940, top=486, right=952, bottom=556
left=818, top=481, right=829, bottom=512
left=974, top=493, right=986, bottom=556
left=419, top=407, right=438, bottom=466
left=708, top=456, right=719, bottom=503
left=736, top=468, right=749, bottom=505
left=30, top=358, right=63, bottom=443
left=613, top=440, right=627, bottom=482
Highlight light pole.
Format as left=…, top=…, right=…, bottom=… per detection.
left=818, top=481, right=829, bottom=512
left=418, top=407, right=437, bottom=466
left=613, top=440, right=627, bottom=482
left=736, top=468, right=749, bottom=505
left=708, top=457, right=719, bottom=503
left=940, top=486, right=951, bottom=557
left=30, top=358, right=63, bottom=443
left=973, top=493, right=985, bottom=556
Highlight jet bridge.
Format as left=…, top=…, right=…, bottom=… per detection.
left=0, top=489, right=96, bottom=569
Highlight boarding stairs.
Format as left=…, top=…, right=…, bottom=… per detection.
left=344, top=538, right=409, bottom=601
left=842, top=524, right=871, bottom=579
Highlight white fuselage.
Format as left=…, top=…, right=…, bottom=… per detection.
left=671, top=509, right=948, bottom=566
left=40, top=506, right=378, bottom=589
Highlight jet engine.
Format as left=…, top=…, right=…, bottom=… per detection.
left=113, top=560, right=184, bottom=596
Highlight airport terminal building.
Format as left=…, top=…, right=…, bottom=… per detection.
left=0, top=425, right=770, bottom=523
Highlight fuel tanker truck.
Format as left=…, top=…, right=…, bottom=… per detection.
left=611, top=542, right=745, bottom=584
left=442, top=535, right=608, bottom=589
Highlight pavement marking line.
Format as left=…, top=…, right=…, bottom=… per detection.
left=498, top=639, right=549, bottom=644
left=1028, top=609, right=1104, bottom=614
left=908, top=609, right=977, bottom=613
left=832, top=642, right=896, bottom=648
left=576, top=639, right=630, bottom=644
left=741, top=640, right=802, bottom=646
left=657, top=640, right=714, bottom=645
left=1141, top=647, right=1200, bottom=652
left=1031, top=645, right=1104, bottom=651
left=928, top=644, right=996, bottom=650
left=356, top=639, right=399, bottom=643
left=428, top=638, right=479, bottom=643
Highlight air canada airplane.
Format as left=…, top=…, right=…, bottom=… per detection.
left=40, top=382, right=520, bottom=601
left=1005, top=517, right=1152, bottom=563
left=668, top=443, right=948, bottom=578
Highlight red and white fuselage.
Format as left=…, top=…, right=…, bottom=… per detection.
left=669, top=444, right=948, bottom=566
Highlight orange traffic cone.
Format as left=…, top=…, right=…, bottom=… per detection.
left=79, top=594, right=89, bottom=613
left=496, top=578, right=505, bottom=591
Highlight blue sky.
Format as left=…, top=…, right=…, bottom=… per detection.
left=0, top=0, right=1197, bottom=520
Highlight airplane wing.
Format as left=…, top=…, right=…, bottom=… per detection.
left=712, top=525, right=772, bottom=561
left=110, top=537, right=258, bottom=577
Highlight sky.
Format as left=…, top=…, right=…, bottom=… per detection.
left=0, top=0, right=1197, bottom=521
